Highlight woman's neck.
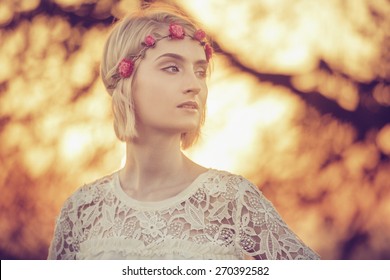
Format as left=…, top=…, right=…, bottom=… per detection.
left=124, top=136, right=185, bottom=178
left=118, top=135, right=206, bottom=200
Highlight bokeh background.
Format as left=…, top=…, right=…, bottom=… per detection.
left=0, top=0, right=389, bottom=260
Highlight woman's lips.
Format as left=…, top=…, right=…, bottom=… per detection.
left=177, top=101, right=199, bottom=110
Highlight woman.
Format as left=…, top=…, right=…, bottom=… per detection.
left=48, top=3, right=319, bottom=260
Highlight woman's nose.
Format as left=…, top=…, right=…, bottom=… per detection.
left=182, top=72, right=201, bottom=95
left=184, top=87, right=201, bottom=95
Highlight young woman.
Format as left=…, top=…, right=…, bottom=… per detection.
left=48, top=3, right=319, bottom=260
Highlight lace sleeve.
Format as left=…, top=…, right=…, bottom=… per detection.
left=234, top=178, right=320, bottom=260
left=47, top=195, right=80, bottom=260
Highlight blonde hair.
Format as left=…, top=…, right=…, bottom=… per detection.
left=100, top=3, right=211, bottom=149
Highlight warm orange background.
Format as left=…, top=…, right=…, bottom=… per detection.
left=0, top=0, right=389, bottom=260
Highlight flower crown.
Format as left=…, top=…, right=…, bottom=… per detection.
left=108, top=23, right=213, bottom=89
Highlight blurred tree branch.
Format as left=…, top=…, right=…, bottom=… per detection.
left=218, top=43, right=390, bottom=141
left=2, top=0, right=389, bottom=142
left=1, top=0, right=390, bottom=261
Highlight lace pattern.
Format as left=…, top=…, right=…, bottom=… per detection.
left=48, top=169, right=319, bottom=260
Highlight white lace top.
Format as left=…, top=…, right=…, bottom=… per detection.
left=48, top=169, right=319, bottom=260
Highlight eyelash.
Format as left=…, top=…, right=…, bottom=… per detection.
left=162, top=64, right=180, bottom=73
left=195, top=69, right=207, bottom=78
left=162, top=64, right=208, bottom=78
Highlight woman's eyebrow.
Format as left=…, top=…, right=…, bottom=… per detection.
left=154, top=53, right=208, bottom=65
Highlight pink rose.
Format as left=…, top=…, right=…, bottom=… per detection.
left=204, top=43, right=213, bottom=61
left=194, top=29, right=206, bottom=41
left=144, top=35, right=156, bottom=47
left=169, top=23, right=185, bottom=39
left=118, top=58, right=134, bottom=78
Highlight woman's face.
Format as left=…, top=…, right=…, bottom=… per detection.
left=131, top=35, right=208, bottom=138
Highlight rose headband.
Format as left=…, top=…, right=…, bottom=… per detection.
left=108, top=23, right=213, bottom=89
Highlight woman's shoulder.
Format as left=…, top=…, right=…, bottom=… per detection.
left=80, top=172, right=117, bottom=192
left=61, top=171, right=118, bottom=210
left=209, top=168, right=258, bottom=186
left=206, top=168, right=262, bottom=195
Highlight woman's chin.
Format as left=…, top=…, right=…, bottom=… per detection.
left=180, top=123, right=200, bottom=133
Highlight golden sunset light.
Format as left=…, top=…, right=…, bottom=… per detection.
left=0, top=0, right=389, bottom=260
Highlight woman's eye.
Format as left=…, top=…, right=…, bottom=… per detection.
left=163, top=65, right=180, bottom=73
left=196, top=69, right=207, bottom=78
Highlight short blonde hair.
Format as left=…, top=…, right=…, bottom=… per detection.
left=100, top=3, right=211, bottom=149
